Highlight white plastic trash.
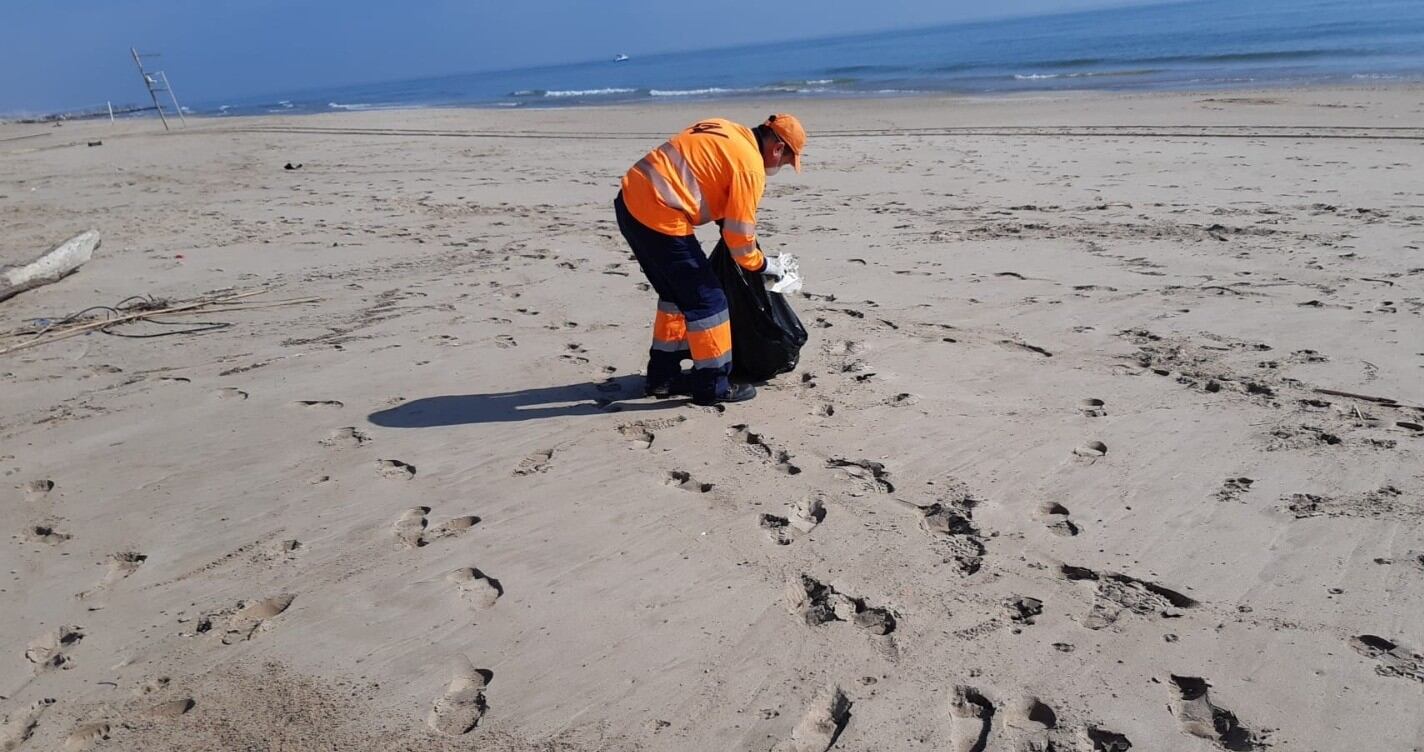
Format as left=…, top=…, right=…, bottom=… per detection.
left=766, top=253, right=803, bottom=295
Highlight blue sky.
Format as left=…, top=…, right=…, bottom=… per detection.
left=2, top=1, right=1164, bottom=113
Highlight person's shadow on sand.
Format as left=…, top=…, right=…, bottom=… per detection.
left=367, top=375, right=682, bottom=427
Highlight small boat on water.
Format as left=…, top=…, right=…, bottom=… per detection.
left=613, top=53, right=629, bottom=62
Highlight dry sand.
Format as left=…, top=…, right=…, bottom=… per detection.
left=2, top=86, right=1423, bottom=751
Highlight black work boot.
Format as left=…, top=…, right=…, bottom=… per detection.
left=692, top=382, right=756, bottom=406
left=645, top=374, right=691, bottom=399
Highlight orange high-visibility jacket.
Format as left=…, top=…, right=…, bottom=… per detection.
left=620, top=118, right=766, bottom=272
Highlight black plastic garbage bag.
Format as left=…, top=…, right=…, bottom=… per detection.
left=710, top=240, right=808, bottom=382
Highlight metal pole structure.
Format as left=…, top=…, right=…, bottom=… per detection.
left=107, top=101, right=115, bottom=124
left=159, top=71, right=186, bottom=125
left=130, top=47, right=169, bottom=131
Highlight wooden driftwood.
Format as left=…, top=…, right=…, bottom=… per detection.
left=0, top=230, right=100, bottom=303
left=0, top=289, right=321, bottom=356
left=1313, top=387, right=1423, bottom=411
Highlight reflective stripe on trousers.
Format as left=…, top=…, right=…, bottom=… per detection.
left=684, top=308, right=732, bottom=369
left=652, top=301, right=687, bottom=352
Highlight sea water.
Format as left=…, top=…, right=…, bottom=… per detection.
left=204, top=0, right=1424, bottom=115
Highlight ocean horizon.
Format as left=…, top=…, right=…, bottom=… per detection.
left=24, top=0, right=1424, bottom=119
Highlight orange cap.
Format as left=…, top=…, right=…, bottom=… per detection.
left=765, top=113, right=806, bottom=173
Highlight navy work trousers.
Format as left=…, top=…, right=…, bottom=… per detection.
left=614, top=193, right=732, bottom=401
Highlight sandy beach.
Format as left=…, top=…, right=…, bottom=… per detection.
left=3, top=85, right=1423, bottom=751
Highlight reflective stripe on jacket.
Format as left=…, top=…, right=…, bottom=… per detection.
left=620, top=118, right=766, bottom=271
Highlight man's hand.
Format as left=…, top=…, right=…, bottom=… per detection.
left=760, top=254, right=787, bottom=279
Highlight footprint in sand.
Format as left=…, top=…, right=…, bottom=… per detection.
left=561, top=343, right=590, bottom=365
left=195, top=594, right=295, bottom=644
left=63, top=722, right=110, bottom=752
left=1001, top=697, right=1058, bottom=750
left=1072, top=441, right=1108, bottom=458
left=826, top=457, right=893, bottom=493
left=894, top=499, right=986, bottom=575
left=143, top=698, right=196, bottom=720
left=0, top=699, right=55, bottom=751
left=665, top=470, right=712, bottom=493
left=1080, top=398, right=1107, bottom=417
left=618, top=424, right=656, bottom=449
left=790, top=496, right=826, bottom=532
left=772, top=685, right=851, bottom=752
left=394, top=507, right=479, bottom=548
left=393, top=507, right=431, bottom=548
left=291, top=399, right=344, bottom=410
left=760, top=514, right=793, bottom=545
left=494, top=334, right=517, bottom=349
left=1004, top=596, right=1044, bottom=625
left=134, top=676, right=170, bottom=696
left=1168, top=675, right=1259, bottom=750
left=78, top=551, right=147, bottom=599
left=616, top=415, right=687, bottom=449
left=25, top=625, right=84, bottom=672
left=1037, top=502, right=1080, bottom=536
left=1000, top=339, right=1053, bottom=358
left=1060, top=564, right=1196, bottom=629
left=1084, top=726, right=1133, bottom=751
left=1215, top=477, right=1254, bottom=503
left=947, top=685, right=994, bottom=752
left=224, top=594, right=296, bottom=644
left=785, top=574, right=896, bottom=635
left=320, top=427, right=370, bottom=447
left=512, top=449, right=553, bottom=476
left=727, top=424, right=801, bottom=474
left=1265, top=425, right=1343, bottom=452
left=215, top=387, right=249, bottom=401
left=256, top=538, right=303, bottom=562
left=23, top=479, right=54, bottom=497
left=427, top=656, right=490, bottom=735
left=24, top=522, right=71, bottom=545
left=759, top=496, right=827, bottom=544
left=376, top=459, right=416, bottom=479
left=448, top=568, right=501, bottom=609
left=429, top=515, right=478, bottom=541
left=886, top=392, right=920, bottom=407
left=1350, top=634, right=1424, bottom=682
